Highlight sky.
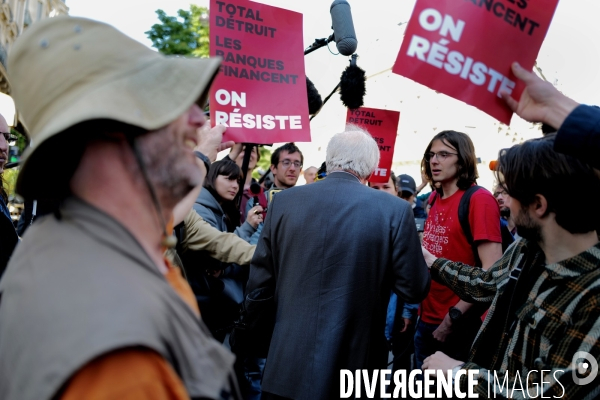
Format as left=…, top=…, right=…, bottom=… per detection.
left=65, top=0, right=600, bottom=188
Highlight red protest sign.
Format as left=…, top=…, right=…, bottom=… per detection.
left=346, top=108, right=400, bottom=183
left=392, top=0, right=558, bottom=124
left=209, top=0, right=311, bottom=144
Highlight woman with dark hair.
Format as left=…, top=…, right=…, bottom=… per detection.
left=224, top=144, right=269, bottom=224
left=190, top=160, right=263, bottom=342
left=197, top=160, right=263, bottom=235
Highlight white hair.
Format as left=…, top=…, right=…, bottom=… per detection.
left=326, top=125, right=380, bottom=179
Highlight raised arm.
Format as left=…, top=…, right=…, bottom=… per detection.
left=501, top=62, right=579, bottom=130
left=422, top=242, right=516, bottom=304
left=181, top=210, right=255, bottom=265
left=501, top=62, right=600, bottom=170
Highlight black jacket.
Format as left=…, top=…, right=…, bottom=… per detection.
left=555, top=104, right=600, bottom=170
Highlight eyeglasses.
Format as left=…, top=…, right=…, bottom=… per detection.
left=424, top=151, right=458, bottom=162
left=494, top=190, right=508, bottom=197
left=0, top=132, right=17, bottom=142
left=279, top=159, right=302, bottom=169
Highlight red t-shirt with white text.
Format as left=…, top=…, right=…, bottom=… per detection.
left=421, top=188, right=501, bottom=324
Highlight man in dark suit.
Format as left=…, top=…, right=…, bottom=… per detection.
left=246, top=126, right=431, bottom=400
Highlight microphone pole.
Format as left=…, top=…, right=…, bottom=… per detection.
left=310, top=81, right=340, bottom=121
left=304, top=34, right=334, bottom=56
left=310, top=54, right=359, bottom=121
left=236, top=143, right=257, bottom=209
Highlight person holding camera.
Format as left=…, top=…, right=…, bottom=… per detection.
left=187, top=160, right=263, bottom=342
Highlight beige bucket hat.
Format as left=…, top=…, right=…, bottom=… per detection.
left=8, top=16, right=221, bottom=198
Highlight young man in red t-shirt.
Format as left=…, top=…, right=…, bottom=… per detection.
left=414, top=130, right=503, bottom=370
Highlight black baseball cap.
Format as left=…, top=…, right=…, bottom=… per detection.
left=398, top=174, right=417, bottom=194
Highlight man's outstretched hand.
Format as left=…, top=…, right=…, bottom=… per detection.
left=422, top=351, right=463, bottom=379
left=501, top=62, right=579, bottom=130
left=422, top=246, right=437, bottom=269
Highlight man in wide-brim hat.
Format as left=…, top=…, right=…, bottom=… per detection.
left=0, top=16, right=239, bottom=400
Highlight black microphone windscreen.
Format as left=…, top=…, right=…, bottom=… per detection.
left=306, top=76, right=323, bottom=115
left=340, top=64, right=365, bottom=109
left=330, top=0, right=357, bottom=56
left=250, top=182, right=262, bottom=195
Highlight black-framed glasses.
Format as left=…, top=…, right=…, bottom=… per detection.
left=279, top=159, right=302, bottom=168
left=424, top=151, right=458, bottom=162
left=0, top=132, right=17, bottom=142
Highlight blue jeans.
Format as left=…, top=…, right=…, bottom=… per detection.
left=414, top=317, right=481, bottom=370
left=245, top=357, right=266, bottom=400
left=413, top=319, right=441, bottom=370
left=234, top=356, right=266, bottom=400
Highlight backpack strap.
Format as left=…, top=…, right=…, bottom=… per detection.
left=458, top=185, right=483, bottom=267
left=428, top=190, right=440, bottom=208
left=458, top=185, right=494, bottom=320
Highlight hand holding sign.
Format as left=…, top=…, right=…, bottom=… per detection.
left=197, top=123, right=231, bottom=163
left=501, top=62, right=579, bottom=130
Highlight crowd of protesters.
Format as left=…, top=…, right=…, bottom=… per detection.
left=0, top=15, right=598, bottom=400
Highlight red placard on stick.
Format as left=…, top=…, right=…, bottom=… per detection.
left=346, top=108, right=400, bottom=183
left=392, top=0, right=558, bottom=124
left=209, top=0, right=311, bottom=144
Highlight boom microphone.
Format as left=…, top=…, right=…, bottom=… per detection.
left=339, top=54, right=365, bottom=109
left=330, top=0, right=357, bottom=56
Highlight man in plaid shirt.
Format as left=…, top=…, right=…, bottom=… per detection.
left=422, top=134, right=600, bottom=399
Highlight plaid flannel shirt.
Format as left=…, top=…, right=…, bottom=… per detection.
left=431, top=238, right=600, bottom=399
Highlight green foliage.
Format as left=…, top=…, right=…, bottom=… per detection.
left=4, top=129, right=29, bottom=197
left=3, top=168, right=17, bottom=197
left=253, top=146, right=272, bottom=179
left=11, top=128, right=28, bottom=160
left=146, top=5, right=210, bottom=57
